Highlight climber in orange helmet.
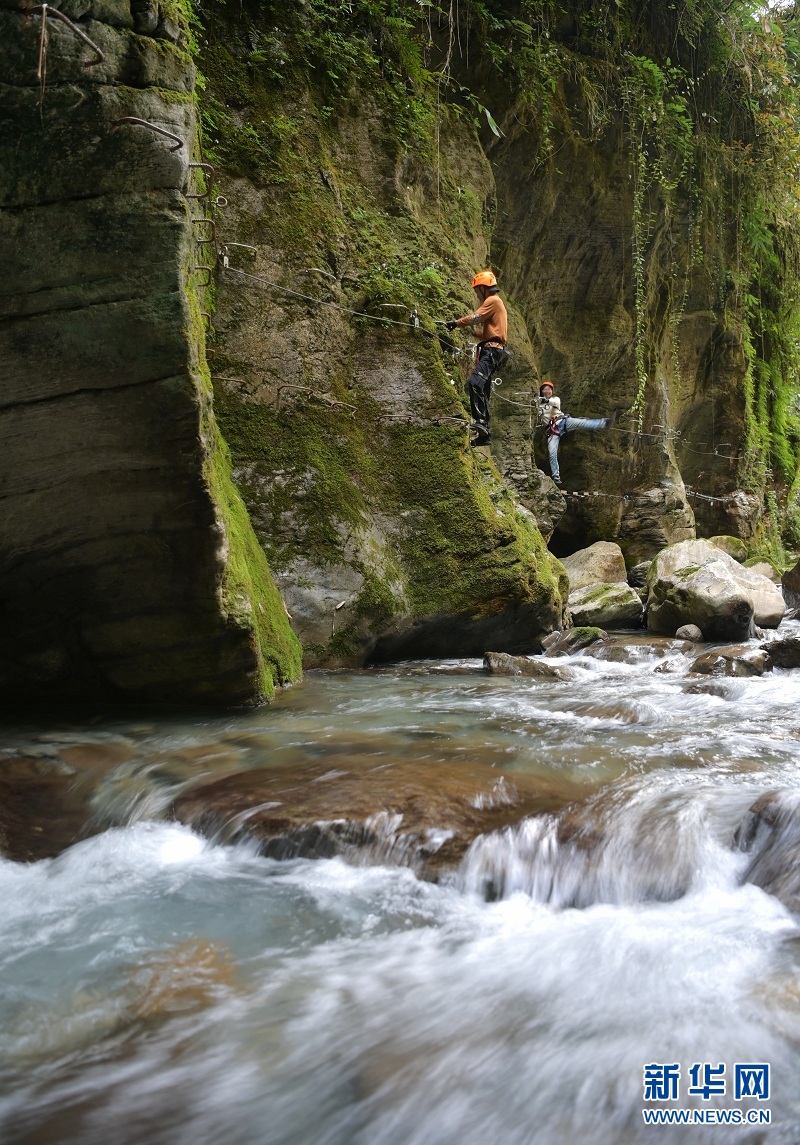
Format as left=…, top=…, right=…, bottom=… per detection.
left=445, top=271, right=507, bottom=446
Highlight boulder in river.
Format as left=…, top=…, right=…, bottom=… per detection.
left=690, top=645, right=768, bottom=677
left=541, top=627, right=608, bottom=655
left=568, top=582, right=644, bottom=629
left=675, top=623, right=704, bottom=642
left=743, top=559, right=781, bottom=583
left=646, top=539, right=785, bottom=636
left=483, top=652, right=570, bottom=679
left=561, top=541, right=627, bottom=593
left=761, top=635, right=800, bottom=670
left=648, top=559, right=754, bottom=641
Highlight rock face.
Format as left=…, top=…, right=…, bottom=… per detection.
left=0, top=0, right=301, bottom=703
left=561, top=541, right=627, bottom=592
left=203, top=17, right=568, bottom=669
left=783, top=558, right=800, bottom=609
left=568, top=583, right=644, bottom=629
left=646, top=540, right=785, bottom=637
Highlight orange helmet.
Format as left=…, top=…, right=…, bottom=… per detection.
left=471, top=270, right=497, bottom=288
left=539, top=380, right=555, bottom=394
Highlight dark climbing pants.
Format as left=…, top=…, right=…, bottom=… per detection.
left=468, top=345, right=504, bottom=433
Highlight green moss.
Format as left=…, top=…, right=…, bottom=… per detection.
left=673, top=565, right=703, bottom=579
left=203, top=418, right=303, bottom=699
left=184, top=236, right=302, bottom=699
left=353, top=572, right=399, bottom=628
left=579, top=584, right=618, bottom=604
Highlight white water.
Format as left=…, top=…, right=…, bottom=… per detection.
left=2, top=631, right=800, bottom=1144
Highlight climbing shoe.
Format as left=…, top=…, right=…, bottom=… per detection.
left=470, top=431, right=491, bottom=447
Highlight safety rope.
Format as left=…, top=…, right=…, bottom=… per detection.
left=223, top=266, right=741, bottom=461
left=223, top=265, right=433, bottom=333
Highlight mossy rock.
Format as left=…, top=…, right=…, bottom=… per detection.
left=708, top=535, right=748, bottom=563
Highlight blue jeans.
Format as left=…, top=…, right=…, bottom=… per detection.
left=547, top=417, right=607, bottom=482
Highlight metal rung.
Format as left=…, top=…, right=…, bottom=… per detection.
left=30, top=4, right=105, bottom=72
left=113, top=116, right=184, bottom=151
left=191, top=266, right=213, bottom=286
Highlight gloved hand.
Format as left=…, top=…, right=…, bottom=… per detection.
left=444, top=319, right=458, bottom=331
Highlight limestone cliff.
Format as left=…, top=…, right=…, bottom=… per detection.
left=0, top=0, right=301, bottom=703
left=200, top=6, right=569, bottom=667
left=195, top=0, right=800, bottom=668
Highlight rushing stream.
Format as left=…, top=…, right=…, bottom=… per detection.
left=2, top=629, right=800, bottom=1144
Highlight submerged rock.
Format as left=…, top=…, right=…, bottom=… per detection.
left=0, top=753, right=94, bottom=861
left=690, top=645, right=768, bottom=677
left=734, top=791, right=800, bottom=912
left=171, top=758, right=583, bottom=876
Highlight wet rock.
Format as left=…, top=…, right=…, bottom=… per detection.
left=647, top=539, right=785, bottom=632
left=171, top=758, right=584, bottom=877
left=690, top=645, right=768, bottom=677
left=0, top=753, right=96, bottom=861
left=483, top=652, right=570, bottom=679
left=734, top=791, right=800, bottom=912
left=540, top=626, right=608, bottom=655
left=708, top=535, right=748, bottom=562
left=682, top=679, right=731, bottom=697
left=561, top=541, right=627, bottom=592
left=568, top=582, right=644, bottom=629
left=782, top=558, right=800, bottom=609
left=762, top=635, right=800, bottom=670
left=675, top=623, right=704, bottom=642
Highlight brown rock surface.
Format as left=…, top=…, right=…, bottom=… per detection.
left=0, top=754, right=95, bottom=861
left=171, top=757, right=584, bottom=876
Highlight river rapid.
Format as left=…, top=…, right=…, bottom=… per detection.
left=1, top=630, right=800, bottom=1145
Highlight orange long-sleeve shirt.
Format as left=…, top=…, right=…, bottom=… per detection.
left=455, top=292, right=507, bottom=345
